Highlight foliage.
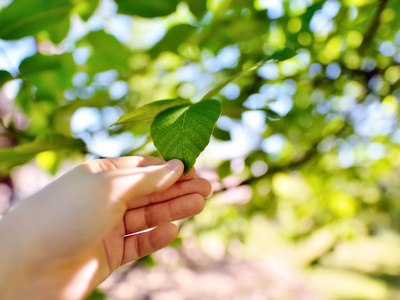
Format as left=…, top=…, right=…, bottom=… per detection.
left=112, top=48, right=294, bottom=172
left=1, top=0, right=400, bottom=298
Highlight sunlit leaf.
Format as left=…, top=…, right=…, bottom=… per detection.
left=82, top=30, right=130, bottom=75
left=115, top=0, right=179, bottom=18
left=0, top=0, right=73, bottom=40
left=18, top=53, right=75, bottom=99
left=151, top=100, right=222, bottom=173
left=110, top=99, right=191, bottom=126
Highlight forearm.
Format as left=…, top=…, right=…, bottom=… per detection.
left=0, top=207, right=62, bottom=300
left=0, top=208, right=100, bottom=300
left=0, top=211, right=33, bottom=299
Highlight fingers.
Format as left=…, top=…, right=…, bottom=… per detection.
left=127, top=177, right=211, bottom=209
left=101, top=159, right=185, bottom=203
left=124, top=194, right=205, bottom=234
left=177, top=167, right=196, bottom=182
left=122, top=223, right=178, bottom=265
left=79, top=156, right=167, bottom=173
left=77, top=155, right=195, bottom=181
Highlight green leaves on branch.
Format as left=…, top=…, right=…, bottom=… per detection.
left=0, top=0, right=72, bottom=40
left=18, top=53, right=75, bottom=100
left=151, top=100, right=222, bottom=173
left=111, top=47, right=295, bottom=172
left=200, top=47, right=296, bottom=100
left=0, top=0, right=97, bottom=42
left=0, top=133, right=86, bottom=174
left=111, top=99, right=221, bottom=173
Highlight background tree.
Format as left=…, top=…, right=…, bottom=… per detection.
left=0, top=0, right=399, bottom=299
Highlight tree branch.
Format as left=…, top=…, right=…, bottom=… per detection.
left=214, top=121, right=350, bottom=193
left=359, top=0, right=389, bottom=54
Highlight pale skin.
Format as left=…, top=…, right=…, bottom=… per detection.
left=0, top=156, right=212, bottom=300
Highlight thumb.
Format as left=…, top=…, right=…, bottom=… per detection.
left=105, top=159, right=185, bottom=204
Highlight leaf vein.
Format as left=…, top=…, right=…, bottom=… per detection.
left=157, top=122, right=181, bottom=141
left=185, top=120, right=208, bottom=142
left=184, top=141, right=199, bottom=156
left=164, top=136, right=181, bottom=158
left=190, top=108, right=219, bottom=121
left=184, top=132, right=202, bottom=151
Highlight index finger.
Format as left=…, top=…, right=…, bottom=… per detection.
left=80, top=156, right=166, bottom=173
left=80, top=155, right=195, bottom=182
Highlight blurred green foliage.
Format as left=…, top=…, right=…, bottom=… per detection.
left=1, top=0, right=400, bottom=298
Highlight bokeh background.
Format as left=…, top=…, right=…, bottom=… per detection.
left=1, top=0, right=400, bottom=299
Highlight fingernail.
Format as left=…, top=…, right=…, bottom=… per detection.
left=167, top=159, right=183, bottom=172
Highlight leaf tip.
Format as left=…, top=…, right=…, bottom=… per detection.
left=109, top=120, right=121, bottom=127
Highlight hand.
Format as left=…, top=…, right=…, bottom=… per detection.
left=0, top=156, right=211, bottom=300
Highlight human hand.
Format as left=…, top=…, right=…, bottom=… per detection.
left=0, top=156, right=211, bottom=300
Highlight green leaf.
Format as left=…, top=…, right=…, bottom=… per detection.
left=217, top=160, right=231, bottom=179
left=150, top=24, right=195, bottom=57
left=261, top=108, right=281, bottom=119
left=84, top=288, right=106, bottom=300
left=0, top=133, right=85, bottom=173
left=73, top=0, right=99, bottom=21
left=115, top=0, right=179, bottom=18
left=0, top=0, right=73, bottom=40
left=82, top=30, right=130, bottom=75
left=212, top=126, right=231, bottom=141
left=18, top=53, right=75, bottom=99
left=0, top=70, right=13, bottom=86
left=45, top=13, right=71, bottom=44
left=110, top=99, right=191, bottom=126
left=200, top=47, right=296, bottom=101
left=151, top=100, right=222, bottom=173
left=186, top=0, right=207, bottom=19
left=200, top=64, right=261, bottom=101
left=269, top=47, right=297, bottom=61
left=19, top=54, right=63, bottom=76
left=301, top=1, right=324, bottom=26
